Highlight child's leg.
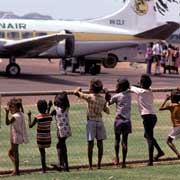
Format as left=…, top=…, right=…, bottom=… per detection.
left=88, top=140, right=94, bottom=169
left=60, top=137, right=69, bottom=171
left=143, top=116, right=155, bottom=165
left=39, top=148, right=46, bottom=173
left=114, top=134, right=120, bottom=165
left=167, top=136, right=180, bottom=158
left=97, top=140, right=103, bottom=169
left=122, top=133, right=128, bottom=168
left=9, top=144, right=19, bottom=175
left=153, top=137, right=165, bottom=161
left=56, top=138, right=64, bottom=167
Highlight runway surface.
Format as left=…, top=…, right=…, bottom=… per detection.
left=0, top=59, right=179, bottom=93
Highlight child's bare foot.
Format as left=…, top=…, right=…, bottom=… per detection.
left=97, top=163, right=101, bottom=169
left=147, top=162, right=153, bottom=166
left=121, top=163, right=126, bottom=168
left=154, top=151, right=165, bottom=161
left=10, top=171, right=19, bottom=176
left=88, top=167, right=93, bottom=171
left=51, top=164, right=62, bottom=171
left=112, top=157, right=119, bottom=165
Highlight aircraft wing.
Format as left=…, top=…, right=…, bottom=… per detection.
left=135, top=22, right=180, bottom=40
left=0, top=32, right=73, bottom=57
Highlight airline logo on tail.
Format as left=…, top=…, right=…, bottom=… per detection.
left=132, top=0, right=148, bottom=16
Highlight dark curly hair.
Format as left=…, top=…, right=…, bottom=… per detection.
left=140, top=74, right=152, bottom=89
left=37, top=99, right=48, bottom=114
left=8, top=98, right=22, bottom=109
left=54, top=91, right=70, bottom=111
left=116, top=78, right=130, bottom=93
left=89, top=79, right=103, bottom=94
left=171, top=90, right=180, bottom=104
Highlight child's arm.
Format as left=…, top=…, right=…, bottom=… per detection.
left=74, top=87, right=82, bottom=97
left=104, top=88, right=112, bottom=105
left=159, top=95, right=171, bottom=111
left=47, top=100, right=53, bottom=114
left=103, top=101, right=110, bottom=114
left=74, top=87, right=90, bottom=101
left=18, top=98, right=24, bottom=113
left=4, top=108, right=15, bottom=125
left=50, top=109, right=56, bottom=116
left=27, top=111, right=37, bottom=128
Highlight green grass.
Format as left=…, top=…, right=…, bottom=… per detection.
left=1, top=164, right=180, bottom=180
left=0, top=101, right=180, bottom=179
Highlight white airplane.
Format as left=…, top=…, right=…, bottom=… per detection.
left=0, top=0, right=179, bottom=76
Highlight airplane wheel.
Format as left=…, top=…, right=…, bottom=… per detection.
left=103, top=55, right=117, bottom=68
left=6, top=63, right=21, bottom=76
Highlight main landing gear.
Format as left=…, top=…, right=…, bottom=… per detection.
left=6, top=57, right=20, bottom=76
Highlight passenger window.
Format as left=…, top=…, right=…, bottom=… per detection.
left=35, top=32, right=47, bottom=36
left=7, top=32, right=19, bottom=40
left=22, top=32, right=33, bottom=39
left=0, top=31, right=5, bottom=38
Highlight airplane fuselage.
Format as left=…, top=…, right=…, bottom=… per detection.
left=0, top=19, right=147, bottom=58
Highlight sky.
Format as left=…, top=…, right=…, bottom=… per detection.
left=0, top=0, right=180, bottom=21
left=0, top=0, right=125, bottom=20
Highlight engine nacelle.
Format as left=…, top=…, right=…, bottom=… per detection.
left=40, top=30, right=74, bottom=58
left=56, top=30, right=75, bottom=58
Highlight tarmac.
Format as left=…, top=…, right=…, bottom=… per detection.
left=0, top=59, right=179, bottom=93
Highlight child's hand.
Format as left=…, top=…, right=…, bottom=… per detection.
left=74, top=87, right=82, bottom=95
left=4, top=107, right=9, bottom=114
left=27, top=111, right=31, bottom=117
left=48, top=100, right=53, bottom=107
left=103, top=88, right=109, bottom=93
left=104, top=89, right=111, bottom=102
left=166, top=94, right=171, bottom=100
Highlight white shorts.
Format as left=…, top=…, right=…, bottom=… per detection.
left=86, top=120, right=107, bottom=141
left=168, top=126, right=180, bottom=139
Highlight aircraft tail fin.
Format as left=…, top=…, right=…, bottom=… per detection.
left=135, top=21, right=180, bottom=40
left=90, top=0, right=159, bottom=34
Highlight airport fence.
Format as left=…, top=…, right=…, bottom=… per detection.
left=0, top=88, right=179, bottom=174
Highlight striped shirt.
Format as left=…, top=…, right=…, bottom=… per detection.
left=36, top=113, right=52, bottom=148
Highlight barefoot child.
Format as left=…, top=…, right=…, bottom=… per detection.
left=49, top=92, right=71, bottom=171
left=74, top=79, right=110, bottom=170
left=106, top=78, right=132, bottom=168
left=159, top=89, right=180, bottom=158
left=27, top=99, right=52, bottom=173
left=5, top=98, right=28, bottom=176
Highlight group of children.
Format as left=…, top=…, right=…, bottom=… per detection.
left=4, top=75, right=180, bottom=175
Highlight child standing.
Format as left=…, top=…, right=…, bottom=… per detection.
left=74, top=79, right=109, bottom=170
left=5, top=98, right=28, bottom=176
left=27, top=99, right=52, bottom=173
left=131, top=74, right=164, bottom=166
left=159, top=89, right=180, bottom=158
left=49, top=92, right=71, bottom=172
left=106, top=78, right=131, bottom=168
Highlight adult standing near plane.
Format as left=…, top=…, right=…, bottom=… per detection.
left=152, top=41, right=163, bottom=75
left=145, top=42, right=154, bottom=75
